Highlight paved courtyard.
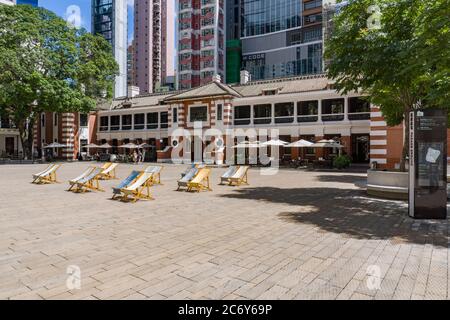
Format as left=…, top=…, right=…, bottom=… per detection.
left=0, top=162, right=449, bottom=300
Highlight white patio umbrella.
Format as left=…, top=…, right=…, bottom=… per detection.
left=83, top=143, right=99, bottom=149
left=260, top=139, right=289, bottom=147
left=43, top=142, right=69, bottom=149
left=118, top=143, right=139, bottom=149
left=98, top=143, right=112, bottom=149
left=310, top=140, right=343, bottom=148
left=286, top=139, right=314, bottom=148
left=232, top=141, right=261, bottom=148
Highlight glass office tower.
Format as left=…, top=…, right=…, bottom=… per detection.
left=92, top=0, right=128, bottom=98
left=17, top=0, right=38, bottom=6
left=240, top=0, right=323, bottom=81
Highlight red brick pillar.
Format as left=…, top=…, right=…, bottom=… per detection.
left=315, top=136, right=324, bottom=159
left=341, top=136, right=352, bottom=158
left=291, top=136, right=299, bottom=160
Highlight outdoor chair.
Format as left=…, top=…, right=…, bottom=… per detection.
left=99, top=163, right=119, bottom=180
left=228, top=166, right=250, bottom=186
left=187, top=168, right=212, bottom=192
left=177, top=167, right=199, bottom=191
left=71, top=167, right=104, bottom=193
left=220, top=166, right=238, bottom=185
left=32, top=164, right=61, bottom=184
left=112, top=170, right=141, bottom=200
left=119, top=171, right=155, bottom=202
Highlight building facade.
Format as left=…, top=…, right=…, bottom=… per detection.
left=16, top=0, right=38, bottom=6
left=133, top=0, right=175, bottom=94
left=127, top=41, right=135, bottom=88
left=94, top=75, right=377, bottom=166
left=240, top=0, right=323, bottom=81
left=92, top=0, right=128, bottom=98
left=177, top=0, right=226, bottom=90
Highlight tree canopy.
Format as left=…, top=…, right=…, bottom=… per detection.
left=325, top=0, right=449, bottom=169
left=0, top=5, right=118, bottom=158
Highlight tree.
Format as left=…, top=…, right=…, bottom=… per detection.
left=325, top=0, right=449, bottom=171
left=0, top=5, right=118, bottom=159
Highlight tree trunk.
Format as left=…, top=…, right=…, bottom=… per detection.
left=17, top=119, right=34, bottom=160
left=399, top=109, right=411, bottom=172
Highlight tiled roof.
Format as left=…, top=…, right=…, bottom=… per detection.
left=231, top=74, right=330, bottom=97
left=97, top=74, right=332, bottom=110
left=163, top=81, right=242, bottom=101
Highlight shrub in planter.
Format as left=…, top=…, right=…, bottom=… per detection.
left=333, top=155, right=352, bottom=169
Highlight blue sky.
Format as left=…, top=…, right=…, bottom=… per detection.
left=39, top=0, right=134, bottom=44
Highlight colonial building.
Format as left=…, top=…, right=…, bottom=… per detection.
left=94, top=74, right=377, bottom=166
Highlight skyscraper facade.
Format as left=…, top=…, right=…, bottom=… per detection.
left=92, top=0, right=128, bottom=98
left=240, top=0, right=323, bottom=81
left=133, top=0, right=175, bottom=94
left=16, top=0, right=38, bottom=6
left=177, top=0, right=226, bottom=90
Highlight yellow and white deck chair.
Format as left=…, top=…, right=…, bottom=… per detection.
left=99, top=163, right=118, bottom=180
left=187, top=168, right=212, bottom=192
left=120, top=171, right=155, bottom=202
left=67, top=166, right=95, bottom=191
left=100, top=162, right=112, bottom=170
left=72, top=167, right=104, bottom=193
left=32, top=164, right=61, bottom=184
left=228, top=166, right=249, bottom=186
left=147, top=165, right=163, bottom=185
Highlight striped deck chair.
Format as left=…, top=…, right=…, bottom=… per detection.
left=228, top=166, right=249, bottom=186
left=120, top=171, right=155, bottom=202
left=99, top=163, right=118, bottom=180
left=32, top=164, right=55, bottom=183
left=220, top=166, right=238, bottom=185
left=100, top=162, right=112, bottom=170
left=33, top=164, right=61, bottom=184
left=187, top=168, right=212, bottom=192
left=147, top=165, right=163, bottom=185
left=112, top=170, right=140, bottom=200
left=68, top=167, right=95, bottom=191
left=177, top=167, right=198, bottom=191
left=72, top=168, right=104, bottom=193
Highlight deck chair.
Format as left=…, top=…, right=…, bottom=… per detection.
left=71, top=168, right=104, bottom=193
left=68, top=167, right=95, bottom=191
left=228, top=166, right=249, bottom=186
left=177, top=167, right=198, bottom=190
left=120, top=171, right=155, bottom=202
left=33, top=164, right=61, bottom=184
left=220, top=166, right=238, bottom=185
left=99, top=163, right=118, bottom=180
left=100, top=162, right=112, bottom=170
left=32, top=164, right=55, bottom=183
left=112, top=170, right=140, bottom=200
left=147, top=165, right=163, bottom=185
left=187, top=168, right=212, bottom=192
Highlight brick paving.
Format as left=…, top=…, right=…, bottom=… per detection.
left=0, top=162, right=449, bottom=300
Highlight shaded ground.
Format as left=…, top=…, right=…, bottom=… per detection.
left=0, top=163, right=448, bottom=300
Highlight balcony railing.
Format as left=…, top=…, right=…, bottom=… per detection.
left=348, top=112, right=370, bottom=120
left=322, top=113, right=345, bottom=122
left=254, top=117, right=271, bottom=125
left=297, top=115, right=319, bottom=122
left=234, top=118, right=251, bottom=126
left=275, top=116, right=295, bottom=124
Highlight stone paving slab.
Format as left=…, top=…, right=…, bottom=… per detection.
left=0, top=162, right=449, bottom=300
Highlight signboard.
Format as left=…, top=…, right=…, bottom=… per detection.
left=409, top=109, right=447, bottom=219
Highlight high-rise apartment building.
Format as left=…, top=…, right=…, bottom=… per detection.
left=91, top=0, right=128, bottom=98
left=17, top=0, right=38, bottom=6
left=133, top=0, right=175, bottom=94
left=127, top=42, right=135, bottom=88
left=240, top=0, right=323, bottom=81
left=177, top=0, right=226, bottom=90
